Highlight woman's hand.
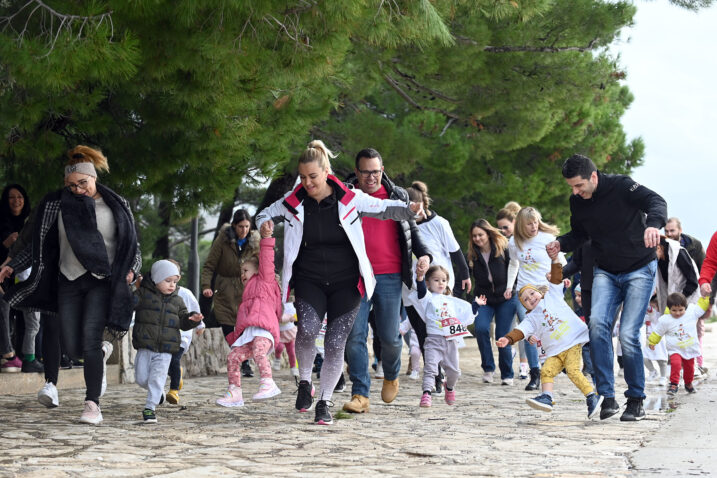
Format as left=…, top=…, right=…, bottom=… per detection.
left=260, top=221, right=274, bottom=238
left=126, top=271, right=135, bottom=285
left=701, top=283, right=711, bottom=297
left=203, top=289, right=214, bottom=298
left=496, top=337, right=509, bottom=348
left=2, top=232, right=18, bottom=249
left=503, top=289, right=512, bottom=300
left=0, top=265, right=14, bottom=282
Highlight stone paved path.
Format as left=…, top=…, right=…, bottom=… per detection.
left=1, top=328, right=714, bottom=477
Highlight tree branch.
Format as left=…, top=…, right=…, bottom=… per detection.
left=390, top=65, right=460, bottom=103
left=455, top=35, right=599, bottom=53
left=382, top=72, right=460, bottom=119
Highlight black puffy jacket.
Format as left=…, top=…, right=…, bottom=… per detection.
left=469, top=242, right=511, bottom=306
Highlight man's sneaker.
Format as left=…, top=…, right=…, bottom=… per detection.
left=166, top=389, right=180, bottom=404
left=409, top=370, right=420, bottom=380
left=374, top=361, right=384, bottom=379
left=314, top=400, right=333, bottom=425
left=599, top=397, right=620, bottom=420
left=419, top=392, right=432, bottom=408
left=241, top=360, right=254, bottom=377
left=342, top=394, right=369, bottom=413
left=444, top=389, right=456, bottom=405
left=586, top=393, right=604, bottom=419
left=100, top=341, right=113, bottom=397
left=620, top=397, right=645, bottom=421
left=272, top=357, right=282, bottom=371
left=21, top=359, right=44, bottom=373
left=216, top=385, right=244, bottom=407
left=142, top=408, right=157, bottom=423
left=290, top=367, right=299, bottom=377
left=295, top=380, right=314, bottom=412
left=79, top=400, right=103, bottom=425
left=482, top=371, right=494, bottom=383
left=434, top=374, right=444, bottom=395
left=526, top=393, right=553, bottom=412
left=519, top=362, right=529, bottom=380
left=37, top=381, right=59, bottom=408
left=667, top=383, right=679, bottom=396
left=253, top=378, right=281, bottom=400
left=0, top=356, right=22, bottom=372
left=685, top=383, right=696, bottom=394
left=501, top=378, right=514, bottom=386
left=334, top=373, right=346, bottom=393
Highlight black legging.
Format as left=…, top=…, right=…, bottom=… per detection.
left=41, top=313, right=61, bottom=386
left=405, top=305, right=427, bottom=353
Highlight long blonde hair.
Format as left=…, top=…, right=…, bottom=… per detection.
left=298, top=139, right=336, bottom=173
left=66, top=145, right=109, bottom=173
left=513, top=207, right=559, bottom=251
left=496, top=201, right=521, bottom=222
left=466, top=218, right=508, bottom=267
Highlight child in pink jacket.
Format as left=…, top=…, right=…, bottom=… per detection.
left=216, top=221, right=282, bottom=407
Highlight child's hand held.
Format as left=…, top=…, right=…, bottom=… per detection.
left=496, top=337, right=508, bottom=348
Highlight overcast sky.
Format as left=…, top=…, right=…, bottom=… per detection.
left=617, top=1, right=717, bottom=246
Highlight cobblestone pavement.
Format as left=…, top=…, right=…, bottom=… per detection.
left=1, top=329, right=714, bottom=478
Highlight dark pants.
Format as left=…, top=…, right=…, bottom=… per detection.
left=405, top=305, right=427, bottom=353
left=58, top=273, right=110, bottom=404
left=168, top=346, right=185, bottom=390
left=41, top=313, right=61, bottom=385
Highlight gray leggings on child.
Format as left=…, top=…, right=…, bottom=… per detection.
left=644, top=358, right=667, bottom=377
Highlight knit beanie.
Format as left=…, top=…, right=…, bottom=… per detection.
left=518, top=284, right=549, bottom=311
left=575, top=283, right=581, bottom=293
left=151, top=260, right=180, bottom=284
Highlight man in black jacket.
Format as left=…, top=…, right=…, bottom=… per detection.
left=664, top=217, right=705, bottom=271
left=547, top=154, right=667, bottom=422
left=342, top=148, right=431, bottom=414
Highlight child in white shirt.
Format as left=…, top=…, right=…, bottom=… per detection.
left=414, top=263, right=485, bottom=407
left=642, top=296, right=667, bottom=386
left=648, top=293, right=709, bottom=395
left=497, top=260, right=603, bottom=419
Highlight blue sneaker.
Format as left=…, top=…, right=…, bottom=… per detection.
left=526, top=393, right=553, bottom=412
left=586, top=392, right=604, bottom=419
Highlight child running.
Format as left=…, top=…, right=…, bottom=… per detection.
left=496, top=259, right=603, bottom=419
left=216, top=221, right=282, bottom=407
left=642, top=295, right=667, bottom=387
left=133, top=260, right=203, bottom=423
left=414, top=262, right=485, bottom=407
left=648, top=293, right=710, bottom=395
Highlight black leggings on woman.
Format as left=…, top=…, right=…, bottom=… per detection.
left=294, top=278, right=360, bottom=402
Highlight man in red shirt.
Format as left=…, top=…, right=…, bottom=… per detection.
left=343, top=148, right=431, bottom=414
left=699, top=231, right=717, bottom=299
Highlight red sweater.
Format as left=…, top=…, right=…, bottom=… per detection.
left=699, top=231, right=717, bottom=285
left=361, top=186, right=401, bottom=275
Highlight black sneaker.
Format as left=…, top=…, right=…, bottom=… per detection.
left=334, top=373, right=346, bottom=393
left=21, top=359, right=44, bottom=373
left=314, top=400, right=334, bottom=425
left=599, top=397, right=620, bottom=420
left=295, top=380, right=314, bottom=412
left=434, top=375, right=444, bottom=395
left=142, top=408, right=157, bottom=423
left=60, top=354, right=73, bottom=369
left=667, top=383, right=679, bottom=396
left=685, top=383, right=696, bottom=394
left=525, top=367, right=540, bottom=391
left=241, top=360, right=254, bottom=377
left=620, top=397, right=645, bottom=422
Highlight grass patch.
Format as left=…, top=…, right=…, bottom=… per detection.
left=333, top=410, right=354, bottom=420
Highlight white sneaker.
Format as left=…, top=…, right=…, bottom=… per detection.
left=501, top=378, right=514, bottom=386
left=647, top=370, right=659, bottom=383
left=100, top=341, right=113, bottom=397
left=290, top=367, right=299, bottom=377
left=409, top=370, right=420, bottom=380
left=272, top=357, right=282, bottom=371
left=253, top=378, right=281, bottom=400
left=658, top=376, right=668, bottom=387
left=38, top=381, right=59, bottom=408
left=79, top=400, right=103, bottom=425
left=482, top=371, right=494, bottom=383
left=519, top=363, right=529, bottom=380
left=375, top=362, right=384, bottom=379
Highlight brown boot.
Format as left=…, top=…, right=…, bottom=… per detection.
left=381, top=378, right=399, bottom=403
left=342, top=394, right=370, bottom=413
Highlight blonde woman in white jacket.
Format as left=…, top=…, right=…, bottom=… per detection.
left=255, top=140, right=421, bottom=426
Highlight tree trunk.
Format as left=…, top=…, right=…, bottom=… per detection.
left=152, top=199, right=171, bottom=259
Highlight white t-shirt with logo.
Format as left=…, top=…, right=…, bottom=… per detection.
left=415, top=291, right=476, bottom=340
left=642, top=304, right=667, bottom=361
left=516, top=283, right=589, bottom=358
left=652, top=304, right=703, bottom=359
left=509, top=231, right=560, bottom=291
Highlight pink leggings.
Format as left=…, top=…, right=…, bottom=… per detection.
left=274, top=340, right=296, bottom=368
left=227, top=337, right=272, bottom=387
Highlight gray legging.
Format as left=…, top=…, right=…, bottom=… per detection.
left=295, top=297, right=359, bottom=402
left=20, top=310, right=40, bottom=356
left=0, top=299, right=13, bottom=356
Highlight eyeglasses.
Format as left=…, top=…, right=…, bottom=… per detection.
left=499, top=225, right=511, bottom=230
left=358, top=169, right=382, bottom=178
left=67, top=179, right=90, bottom=191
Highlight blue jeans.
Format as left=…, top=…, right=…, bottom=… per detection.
left=589, top=260, right=656, bottom=399
left=474, top=299, right=516, bottom=379
left=58, top=273, right=111, bottom=404
left=515, top=297, right=539, bottom=369
left=346, top=273, right=403, bottom=397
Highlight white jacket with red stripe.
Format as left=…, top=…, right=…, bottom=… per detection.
left=255, top=175, right=416, bottom=301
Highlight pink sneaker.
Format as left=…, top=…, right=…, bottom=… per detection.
left=419, top=392, right=432, bottom=408
left=1, top=356, right=22, bottom=373
left=79, top=400, right=103, bottom=425
left=253, top=378, right=281, bottom=400
left=445, top=389, right=456, bottom=405
left=216, top=385, right=244, bottom=407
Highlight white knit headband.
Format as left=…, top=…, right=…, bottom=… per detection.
left=64, top=162, right=97, bottom=178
